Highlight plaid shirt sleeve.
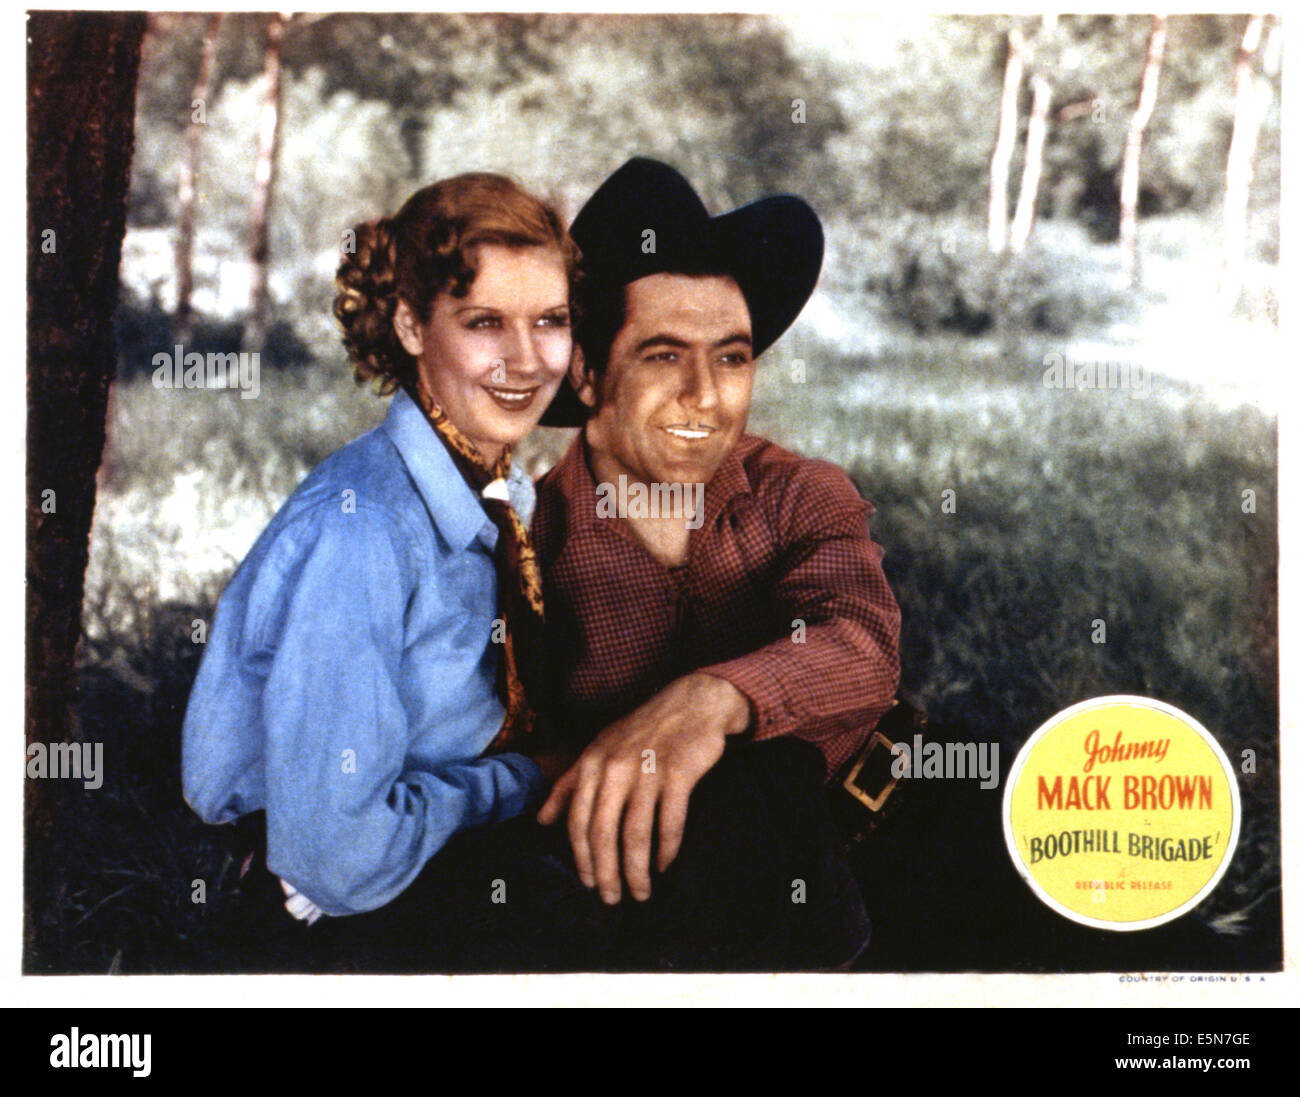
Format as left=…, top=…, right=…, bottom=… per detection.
left=697, top=459, right=902, bottom=777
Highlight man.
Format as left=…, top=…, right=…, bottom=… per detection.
left=530, top=158, right=902, bottom=966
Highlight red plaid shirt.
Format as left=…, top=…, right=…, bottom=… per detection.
left=531, top=432, right=902, bottom=779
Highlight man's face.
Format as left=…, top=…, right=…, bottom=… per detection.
left=578, top=273, right=755, bottom=489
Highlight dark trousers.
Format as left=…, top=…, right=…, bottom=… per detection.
left=235, top=738, right=869, bottom=973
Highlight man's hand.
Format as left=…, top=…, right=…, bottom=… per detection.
left=537, top=673, right=752, bottom=904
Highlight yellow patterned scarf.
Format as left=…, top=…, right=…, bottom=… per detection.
left=409, top=381, right=545, bottom=752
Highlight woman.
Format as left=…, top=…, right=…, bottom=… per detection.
left=182, top=174, right=579, bottom=954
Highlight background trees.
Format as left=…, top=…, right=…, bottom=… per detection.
left=114, top=12, right=1281, bottom=354
left=111, top=12, right=1282, bottom=366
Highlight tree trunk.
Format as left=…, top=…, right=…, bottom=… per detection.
left=1008, top=70, right=1051, bottom=253
left=988, top=26, right=1025, bottom=254
left=1118, top=15, right=1167, bottom=287
left=1009, top=17, right=1057, bottom=254
left=1221, top=14, right=1269, bottom=307
left=244, top=12, right=287, bottom=352
left=27, top=10, right=146, bottom=963
left=175, top=13, right=222, bottom=343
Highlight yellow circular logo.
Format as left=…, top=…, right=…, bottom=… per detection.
left=1002, top=696, right=1239, bottom=930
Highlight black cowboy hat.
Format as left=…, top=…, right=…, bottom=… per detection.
left=541, top=157, right=824, bottom=427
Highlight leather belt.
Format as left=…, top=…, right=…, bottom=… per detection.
left=827, top=696, right=927, bottom=849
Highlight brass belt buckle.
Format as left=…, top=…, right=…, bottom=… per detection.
left=842, top=728, right=904, bottom=812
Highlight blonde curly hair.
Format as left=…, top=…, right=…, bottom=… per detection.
left=333, top=173, right=581, bottom=394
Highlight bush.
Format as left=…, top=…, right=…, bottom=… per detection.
left=116, top=287, right=316, bottom=382
left=855, top=212, right=1138, bottom=337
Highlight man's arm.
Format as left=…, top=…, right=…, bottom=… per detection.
left=698, top=483, right=902, bottom=776
left=539, top=461, right=901, bottom=904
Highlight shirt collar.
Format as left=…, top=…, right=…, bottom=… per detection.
left=696, top=438, right=754, bottom=529
left=553, top=428, right=755, bottom=545
left=382, top=387, right=493, bottom=551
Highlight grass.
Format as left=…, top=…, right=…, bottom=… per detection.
left=27, top=313, right=1280, bottom=974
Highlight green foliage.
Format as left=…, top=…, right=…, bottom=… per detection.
left=126, top=12, right=1279, bottom=345
left=847, top=211, right=1136, bottom=336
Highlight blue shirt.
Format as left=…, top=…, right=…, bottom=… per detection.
left=182, top=388, right=545, bottom=917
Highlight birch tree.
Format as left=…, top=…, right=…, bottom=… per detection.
left=175, top=13, right=222, bottom=342
left=244, top=12, right=287, bottom=351
left=1220, top=14, right=1274, bottom=307
left=1009, top=15, right=1057, bottom=254
left=988, top=25, right=1025, bottom=253
left=1118, top=15, right=1168, bottom=286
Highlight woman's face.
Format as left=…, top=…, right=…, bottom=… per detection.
left=395, top=243, right=572, bottom=465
